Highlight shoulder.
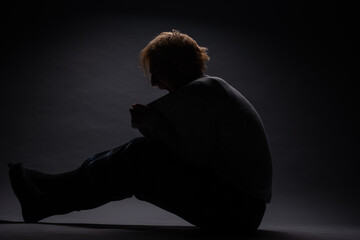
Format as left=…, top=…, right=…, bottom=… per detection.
left=181, top=75, right=229, bottom=96
left=189, top=75, right=226, bottom=87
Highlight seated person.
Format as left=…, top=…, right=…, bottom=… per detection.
left=9, top=30, right=272, bottom=235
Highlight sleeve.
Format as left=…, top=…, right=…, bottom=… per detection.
left=137, top=107, right=190, bottom=161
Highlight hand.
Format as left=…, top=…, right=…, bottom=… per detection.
left=129, top=103, right=152, bottom=128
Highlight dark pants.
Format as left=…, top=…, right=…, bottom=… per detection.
left=78, top=137, right=266, bottom=234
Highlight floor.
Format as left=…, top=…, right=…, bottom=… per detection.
left=1, top=195, right=359, bottom=240
left=1, top=220, right=360, bottom=240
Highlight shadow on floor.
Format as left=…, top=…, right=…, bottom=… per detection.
left=0, top=220, right=356, bottom=240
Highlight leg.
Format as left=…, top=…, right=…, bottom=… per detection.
left=124, top=138, right=266, bottom=234
left=8, top=141, right=136, bottom=222
left=9, top=136, right=266, bottom=232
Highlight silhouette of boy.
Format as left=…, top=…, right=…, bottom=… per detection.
left=9, top=30, right=272, bottom=234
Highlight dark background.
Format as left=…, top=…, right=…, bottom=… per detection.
left=0, top=0, right=358, bottom=228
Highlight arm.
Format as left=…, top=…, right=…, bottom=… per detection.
left=129, top=104, right=188, bottom=159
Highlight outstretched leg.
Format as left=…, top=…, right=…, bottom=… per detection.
left=8, top=141, right=135, bottom=222
left=9, top=136, right=266, bottom=233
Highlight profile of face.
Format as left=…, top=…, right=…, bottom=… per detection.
left=149, top=62, right=174, bottom=92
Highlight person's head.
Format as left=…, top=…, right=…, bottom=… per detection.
left=139, top=30, right=210, bottom=92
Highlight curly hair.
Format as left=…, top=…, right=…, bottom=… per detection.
left=139, top=30, right=210, bottom=83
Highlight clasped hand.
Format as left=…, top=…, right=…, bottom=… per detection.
left=129, top=103, right=153, bottom=129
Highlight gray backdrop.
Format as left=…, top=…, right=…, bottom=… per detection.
left=1, top=0, right=358, bottom=228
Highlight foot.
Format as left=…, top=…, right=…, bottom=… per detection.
left=8, top=163, right=53, bottom=223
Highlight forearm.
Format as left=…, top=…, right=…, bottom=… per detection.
left=137, top=110, right=189, bottom=160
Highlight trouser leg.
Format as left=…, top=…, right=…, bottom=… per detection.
left=40, top=142, right=135, bottom=209
left=137, top=167, right=266, bottom=234
left=76, top=143, right=135, bottom=207
left=121, top=137, right=213, bottom=228
left=77, top=137, right=267, bottom=233
left=10, top=136, right=266, bottom=231
left=125, top=138, right=266, bottom=234
left=9, top=140, right=137, bottom=222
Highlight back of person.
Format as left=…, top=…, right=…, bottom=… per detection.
left=149, top=74, right=272, bottom=203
